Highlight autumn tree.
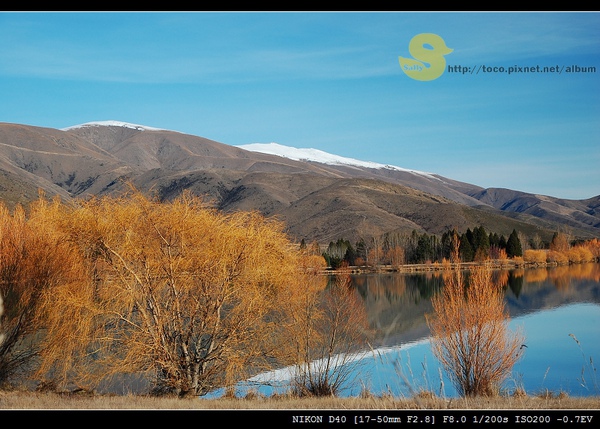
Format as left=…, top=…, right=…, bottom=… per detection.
left=0, top=202, right=77, bottom=387
left=386, top=246, right=405, bottom=267
left=586, top=238, right=600, bottom=261
left=0, top=289, right=4, bottom=360
left=0, top=294, right=4, bottom=347
left=550, top=231, right=571, bottom=253
left=287, top=273, right=371, bottom=397
left=426, top=258, right=525, bottom=396
left=33, top=190, right=318, bottom=397
left=367, top=236, right=384, bottom=267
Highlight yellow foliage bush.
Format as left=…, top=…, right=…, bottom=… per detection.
left=427, top=266, right=525, bottom=397
left=547, top=250, right=569, bottom=264
left=572, top=246, right=594, bottom=263
left=32, top=189, right=329, bottom=396
left=585, top=239, right=600, bottom=259
left=523, top=249, right=547, bottom=264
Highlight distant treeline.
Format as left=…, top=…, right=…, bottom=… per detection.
left=306, top=227, right=600, bottom=269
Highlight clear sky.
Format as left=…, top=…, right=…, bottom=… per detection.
left=1, top=11, right=598, bottom=199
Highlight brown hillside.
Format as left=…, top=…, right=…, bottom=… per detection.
left=0, top=122, right=598, bottom=244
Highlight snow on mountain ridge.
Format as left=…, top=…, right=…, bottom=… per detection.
left=62, top=120, right=168, bottom=132
left=237, top=142, right=437, bottom=179
left=60, top=122, right=436, bottom=179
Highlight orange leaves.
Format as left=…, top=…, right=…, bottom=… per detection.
left=0, top=198, right=87, bottom=385
left=28, top=188, right=317, bottom=395
left=427, top=265, right=524, bottom=397
left=523, top=249, right=548, bottom=264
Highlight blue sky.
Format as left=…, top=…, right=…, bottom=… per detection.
left=0, top=12, right=598, bottom=199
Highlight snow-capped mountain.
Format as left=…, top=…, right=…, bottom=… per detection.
left=237, top=142, right=437, bottom=179
left=64, top=122, right=437, bottom=179
left=1, top=120, right=597, bottom=243
left=62, top=120, right=169, bottom=132
left=66, top=123, right=434, bottom=179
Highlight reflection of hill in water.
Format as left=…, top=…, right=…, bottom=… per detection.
left=351, top=272, right=443, bottom=348
left=352, top=263, right=600, bottom=348
left=505, top=263, right=600, bottom=319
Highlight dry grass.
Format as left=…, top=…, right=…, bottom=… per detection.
left=0, top=390, right=599, bottom=409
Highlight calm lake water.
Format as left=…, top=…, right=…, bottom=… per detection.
left=210, top=263, right=600, bottom=398
left=347, top=263, right=600, bottom=398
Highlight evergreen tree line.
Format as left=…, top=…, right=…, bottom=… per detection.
left=319, top=227, right=538, bottom=268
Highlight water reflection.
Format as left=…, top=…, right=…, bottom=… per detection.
left=341, top=302, right=600, bottom=398
left=348, top=263, right=600, bottom=348
left=344, top=263, right=600, bottom=397
left=207, top=264, right=600, bottom=399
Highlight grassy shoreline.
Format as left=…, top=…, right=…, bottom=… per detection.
left=1, top=390, right=599, bottom=409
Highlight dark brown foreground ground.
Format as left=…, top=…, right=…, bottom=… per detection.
left=1, top=391, right=599, bottom=409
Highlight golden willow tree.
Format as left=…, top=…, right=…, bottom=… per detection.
left=31, top=190, right=322, bottom=397
left=0, top=203, right=78, bottom=386
left=426, top=239, right=525, bottom=397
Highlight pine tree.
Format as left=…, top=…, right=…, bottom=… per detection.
left=489, top=232, right=500, bottom=248
left=499, top=235, right=508, bottom=250
left=465, top=228, right=474, bottom=249
left=415, top=233, right=434, bottom=263
left=459, top=233, right=474, bottom=262
left=355, top=238, right=367, bottom=263
left=473, top=226, right=490, bottom=261
left=506, top=229, right=523, bottom=258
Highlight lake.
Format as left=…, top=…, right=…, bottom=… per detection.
left=210, top=263, right=600, bottom=399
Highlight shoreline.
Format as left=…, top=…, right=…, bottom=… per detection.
left=1, top=390, right=599, bottom=409
left=323, top=259, right=599, bottom=275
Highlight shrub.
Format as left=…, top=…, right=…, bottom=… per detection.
left=289, top=273, right=371, bottom=397
left=33, top=189, right=323, bottom=397
left=523, top=249, right=547, bottom=264
left=427, top=266, right=525, bottom=397
left=547, top=250, right=569, bottom=265
left=570, top=246, right=594, bottom=263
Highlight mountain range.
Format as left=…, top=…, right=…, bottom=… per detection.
left=0, top=120, right=598, bottom=245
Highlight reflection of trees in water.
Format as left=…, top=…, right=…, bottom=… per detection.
left=351, top=274, right=406, bottom=302
left=352, top=264, right=600, bottom=303
left=350, top=273, right=445, bottom=345
left=507, top=270, right=524, bottom=298
left=536, top=263, right=600, bottom=291
left=547, top=263, right=600, bottom=290
left=349, top=263, right=600, bottom=346
left=548, top=266, right=572, bottom=290
left=405, top=273, right=445, bottom=300
left=494, top=269, right=510, bottom=289
left=351, top=273, right=444, bottom=303
left=524, top=268, right=548, bottom=284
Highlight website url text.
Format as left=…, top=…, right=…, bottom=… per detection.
left=447, top=64, right=596, bottom=75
